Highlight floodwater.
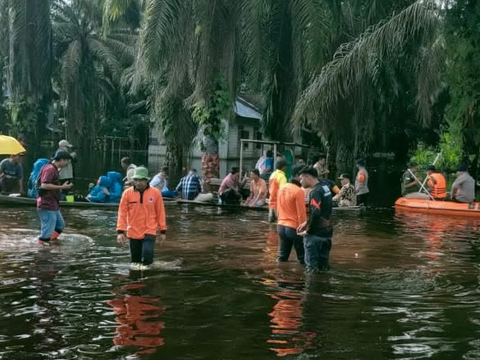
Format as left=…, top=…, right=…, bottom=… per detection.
left=1, top=203, right=480, bottom=360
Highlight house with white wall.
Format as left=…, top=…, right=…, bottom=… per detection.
left=148, top=97, right=268, bottom=177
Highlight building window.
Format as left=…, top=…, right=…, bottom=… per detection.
left=238, top=125, right=250, bottom=149
left=254, top=127, right=262, bottom=149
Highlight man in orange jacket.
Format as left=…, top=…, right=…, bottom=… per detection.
left=117, top=167, right=167, bottom=268
left=276, top=166, right=307, bottom=264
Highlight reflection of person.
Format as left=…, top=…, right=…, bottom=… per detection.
left=297, top=167, right=333, bottom=272
left=451, top=164, right=475, bottom=203
left=277, top=166, right=307, bottom=263
left=37, top=151, right=74, bottom=245
left=263, top=269, right=312, bottom=357
left=401, top=162, right=421, bottom=196
left=244, top=169, right=267, bottom=207
left=117, top=167, right=167, bottom=267
left=0, top=153, right=25, bottom=194
left=108, top=283, right=166, bottom=355
left=355, top=158, right=369, bottom=205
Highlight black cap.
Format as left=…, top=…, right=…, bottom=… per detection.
left=457, top=164, right=468, bottom=172
left=338, top=173, right=351, bottom=180
left=52, top=150, right=72, bottom=161
left=356, top=158, right=365, bottom=166
left=426, top=165, right=436, bottom=171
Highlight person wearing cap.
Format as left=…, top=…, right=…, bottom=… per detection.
left=297, top=167, right=333, bottom=272
left=121, top=157, right=137, bottom=188
left=36, top=151, right=74, bottom=245
left=276, top=166, right=307, bottom=263
left=0, top=153, right=25, bottom=195
left=268, top=159, right=288, bottom=221
left=116, top=167, right=167, bottom=268
left=355, top=158, right=369, bottom=205
left=333, top=174, right=356, bottom=207
left=401, top=162, right=421, bottom=197
left=451, top=165, right=475, bottom=203
left=313, top=154, right=329, bottom=179
left=426, top=165, right=447, bottom=200
left=57, top=140, right=76, bottom=186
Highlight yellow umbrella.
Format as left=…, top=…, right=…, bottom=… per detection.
left=0, top=135, right=26, bottom=155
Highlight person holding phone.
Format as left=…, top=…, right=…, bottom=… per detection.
left=37, top=151, right=74, bottom=245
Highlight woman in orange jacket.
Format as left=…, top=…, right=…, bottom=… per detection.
left=116, top=167, right=167, bottom=267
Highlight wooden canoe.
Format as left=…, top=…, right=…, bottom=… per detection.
left=395, top=197, right=480, bottom=217
left=176, top=199, right=365, bottom=213
left=0, top=194, right=176, bottom=209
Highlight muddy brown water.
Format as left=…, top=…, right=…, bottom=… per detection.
left=0, top=203, right=480, bottom=360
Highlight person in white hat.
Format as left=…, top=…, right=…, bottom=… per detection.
left=56, top=140, right=76, bottom=194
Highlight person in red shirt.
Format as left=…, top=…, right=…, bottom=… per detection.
left=117, top=167, right=167, bottom=268
left=37, top=151, right=74, bottom=245
left=276, top=166, right=307, bottom=263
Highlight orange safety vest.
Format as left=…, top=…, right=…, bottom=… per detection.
left=427, top=173, right=447, bottom=199
left=117, top=186, right=167, bottom=239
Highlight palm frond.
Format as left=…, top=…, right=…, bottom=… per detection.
left=87, top=37, right=122, bottom=77
left=292, top=0, right=440, bottom=133
left=61, top=39, right=82, bottom=86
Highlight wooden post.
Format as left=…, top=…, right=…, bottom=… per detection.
left=239, top=139, right=244, bottom=180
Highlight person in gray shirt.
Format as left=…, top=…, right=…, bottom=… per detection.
left=451, top=164, right=475, bottom=203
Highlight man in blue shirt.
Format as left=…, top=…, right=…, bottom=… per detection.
left=176, top=169, right=203, bottom=200
left=0, top=153, right=25, bottom=195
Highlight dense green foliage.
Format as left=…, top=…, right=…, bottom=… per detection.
left=0, top=0, right=479, bottom=177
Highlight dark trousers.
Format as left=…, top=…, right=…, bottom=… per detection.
left=357, top=193, right=368, bottom=206
left=278, top=225, right=305, bottom=264
left=304, top=235, right=332, bottom=273
left=220, top=189, right=241, bottom=204
left=129, top=235, right=156, bottom=265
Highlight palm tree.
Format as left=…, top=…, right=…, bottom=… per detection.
left=1, top=0, right=53, bottom=138
left=53, top=0, right=135, bottom=148
left=290, top=0, right=444, bottom=168
left=138, top=0, right=241, bottom=181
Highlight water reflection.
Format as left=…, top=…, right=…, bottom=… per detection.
left=108, top=281, right=166, bottom=356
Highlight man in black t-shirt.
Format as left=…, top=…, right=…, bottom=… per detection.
left=297, top=167, right=333, bottom=272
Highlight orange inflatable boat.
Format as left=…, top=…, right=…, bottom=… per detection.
left=395, top=198, right=480, bottom=217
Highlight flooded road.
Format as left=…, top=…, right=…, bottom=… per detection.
left=0, top=204, right=480, bottom=359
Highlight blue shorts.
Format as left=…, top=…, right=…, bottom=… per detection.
left=38, top=210, right=65, bottom=240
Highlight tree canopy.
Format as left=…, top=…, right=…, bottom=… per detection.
left=0, top=0, right=479, bottom=177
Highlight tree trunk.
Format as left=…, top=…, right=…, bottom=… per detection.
left=165, top=141, right=184, bottom=185
left=335, top=141, right=354, bottom=175
left=201, top=133, right=219, bottom=191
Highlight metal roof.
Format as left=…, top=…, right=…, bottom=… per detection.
left=235, top=98, right=262, bottom=120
